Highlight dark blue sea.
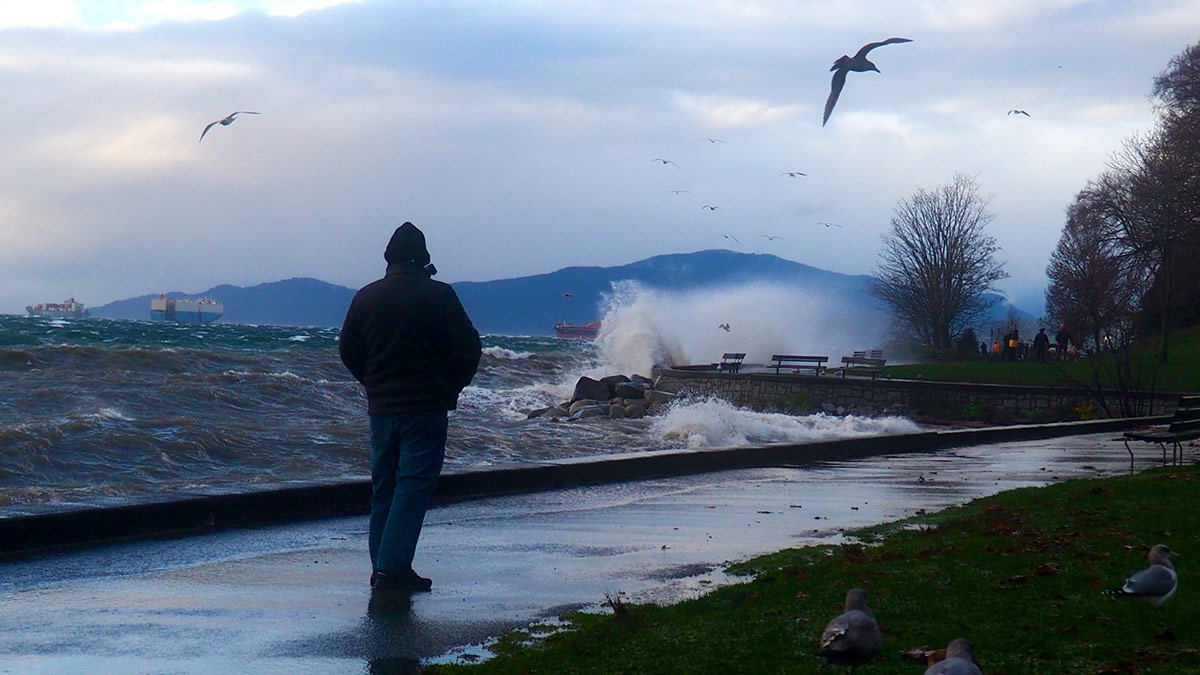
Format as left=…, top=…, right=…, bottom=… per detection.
left=0, top=308, right=915, bottom=513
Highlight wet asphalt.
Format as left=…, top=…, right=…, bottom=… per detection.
left=0, top=432, right=1174, bottom=673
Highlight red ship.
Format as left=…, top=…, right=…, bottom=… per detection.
left=554, top=320, right=601, bottom=339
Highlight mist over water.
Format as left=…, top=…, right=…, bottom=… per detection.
left=594, top=280, right=887, bottom=374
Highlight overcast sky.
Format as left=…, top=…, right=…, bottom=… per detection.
left=2, top=0, right=1199, bottom=316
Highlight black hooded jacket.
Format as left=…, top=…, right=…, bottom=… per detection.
left=339, top=262, right=482, bottom=415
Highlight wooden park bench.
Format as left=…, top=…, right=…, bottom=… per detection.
left=836, top=356, right=887, bottom=379
left=1122, top=395, right=1200, bottom=470
left=852, top=349, right=884, bottom=359
left=769, top=354, right=828, bottom=375
left=719, top=352, right=746, bottom=373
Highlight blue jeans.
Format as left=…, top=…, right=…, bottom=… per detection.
left=368, top=411, right=448, bottom=574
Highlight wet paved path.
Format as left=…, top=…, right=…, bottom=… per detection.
left=0, top=432, right=1175, bottom=672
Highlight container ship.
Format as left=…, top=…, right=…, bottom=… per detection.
left=26, top=298, right=90, bottom=319
left=150, top=295, right=223, bottom=324
left=554, top=320, right=601, bottom=339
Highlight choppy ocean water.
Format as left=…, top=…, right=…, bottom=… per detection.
left=0, top=300, right=915, bottom=513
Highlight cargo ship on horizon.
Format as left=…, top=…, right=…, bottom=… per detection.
left=26, top=298, right=90, bottom=319
left=554, top=320, right=600, bottom=339
left=151, top=295, right=223, bottom=324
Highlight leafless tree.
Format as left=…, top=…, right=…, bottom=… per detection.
left=1045, top=188, right=1156, bottom=416
left=870, top=174, right=1009, bottom=352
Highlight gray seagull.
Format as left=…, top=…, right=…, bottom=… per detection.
left=781, top=171, right=807, bottom=177
left=721, top=234, right=739, bottom=243
left=762, top=234, right=784, bottom=241
left=669, top=189, right=691, bottom=195
left=816, top=221, right=843, bottom=228
left=652, top=158, right=679, bottom=166
left=199, top=111, right=260, bottom=142
left=702, top=204, right=719, bottom=211
left=924, top=639, right=982, bottom=675
left=1104, top=543, right=1179, bottom=607
left=818, top=588, right=882, bottom=671
left=1008, top=109, right=1031, bottom=117
left=823, top=37, right=913, bottom=126
left=703, top=138, right=725, bottom=143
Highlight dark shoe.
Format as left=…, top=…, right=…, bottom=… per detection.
left=373, top=569, right=433, bottom=592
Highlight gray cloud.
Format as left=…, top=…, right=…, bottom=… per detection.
left=1, top=0, right=1198, bottom=317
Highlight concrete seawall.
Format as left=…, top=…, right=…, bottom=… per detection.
left=653, top=367, right=1180, bottom=420
left=0, top=416, right=1166, bottom=558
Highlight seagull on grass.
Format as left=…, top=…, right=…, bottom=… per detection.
left=924, top=639, right=982, bottom=675
left=1104, top=544, right=1179, bottom=607
left=823, top=37, right=913, bottom=126
left=818, top=588, right=882, bottom=671
left=199, top=111, right=259, bottom=142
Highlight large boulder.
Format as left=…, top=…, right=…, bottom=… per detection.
left=571, top=405, right=607, bottom=420
left=614, top=381, right=648, bottom=400
left=572, top=376, right=612, bottom=403
left=600, top=375, right=631, bottom=398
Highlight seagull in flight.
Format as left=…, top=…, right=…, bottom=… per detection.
left=718, top=323, right=731, bottom=332
left=816, top=221, right=843, bottom=228
left=1008, top=109, right=1031, bottom=117
left=762, top=234, right=784, bottom=241
left=652, top=158, right=679, bottom=166
left=781, top=171, right=807, bottom=178
left=703, top=138, right=725, bottom=144
left=722, top=234, right=739, bottom=243
left=669, top=189, right=691, bottom=195
left=199, top=111, right=260, bottom=142
left=702, top=204, right=719, bottom=211
left=823, top=37, right=913, bottom=127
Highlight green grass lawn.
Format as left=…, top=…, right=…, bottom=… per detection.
left=428, top=465, right=1198, bottom=674
left=883, top=326, right=1200, bottom=393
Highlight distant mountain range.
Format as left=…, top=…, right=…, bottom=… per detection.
left=89, top=249, right=1031, bottom=334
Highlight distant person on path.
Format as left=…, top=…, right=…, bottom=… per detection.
left=340, top=222, right=482, bottom=593
left=1032, top=327, right=1050, bottom=362
left=979, top=341, right=988, bottom=359
left=1055, top=324, right=1073, bottom=360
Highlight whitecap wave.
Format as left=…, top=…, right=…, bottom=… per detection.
left=650, top=397, right=919, bottom=449
left=482, top=346, right=532, bottom=360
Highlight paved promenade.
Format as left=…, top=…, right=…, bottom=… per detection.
left=0, top=432, right=1174, bottom=673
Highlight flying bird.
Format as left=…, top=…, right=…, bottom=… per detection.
left=1104, top=544, right=1179, bottom=607
left=818, top=588, right=883, bottom=670
left=703, top=138, right=725, bottom=143
left=816, top=221, right=843, bottom=228
left=721, top=234, right=739, bottom=243
left=763, top=234, right=784, bottom=241
left=669, top=189, right=691, bottom=195
left=781, top=171, right=807, bottom=178
left=702, top=204, right=719, bottom=211
left=1008, top=109, right=1031, bottom=117
left=823, top=37, right=913, bottom=126
left=718, top=323, right=731, bottom=332
left=652, top=158, right=679, bottom=166
left=562, top=293, right=572, bottom=298
left=199, top=111, right=260, bottom=142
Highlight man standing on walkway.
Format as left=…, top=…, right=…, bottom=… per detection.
left=340, top=222, right=482, bottom=592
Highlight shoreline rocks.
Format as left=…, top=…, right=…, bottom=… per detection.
left=526, top=373, right=677, bottom=422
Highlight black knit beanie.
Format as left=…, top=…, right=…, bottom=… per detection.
left=384, top=222, right=430, bottom=265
